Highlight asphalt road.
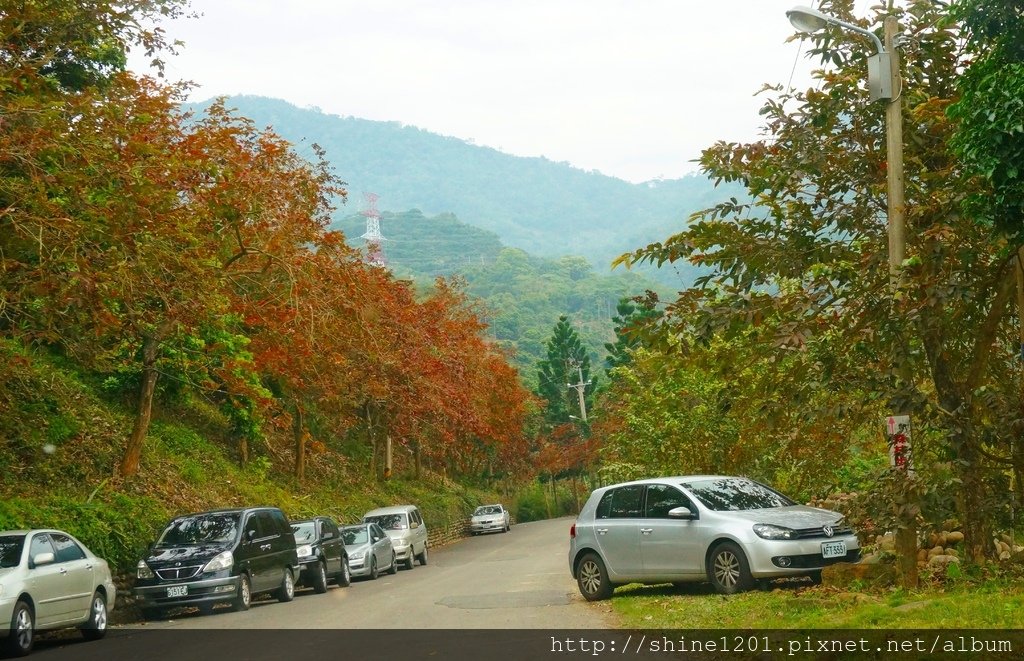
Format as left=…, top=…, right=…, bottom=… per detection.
left=31, top=517, right=614, bottom=659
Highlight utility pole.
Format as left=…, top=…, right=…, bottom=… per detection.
left=566, top=359, right=591, bottom=422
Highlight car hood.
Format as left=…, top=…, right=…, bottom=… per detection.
left=145, top=544, right=231, bottom=567
left=471, top=515, right=500, bottom=522
left=718, top=505, right=842, bottom=528
left=0, top=567, right=18, bottom=582
left=344, top=542, right=372, bottom=556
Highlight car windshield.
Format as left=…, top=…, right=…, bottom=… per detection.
left=682, top=478, right=794, bottom=511
left=474, top=506, right=500, bottom=516
left=365, top=514, right=407, bottom=530
left=0, top=535, right=25, bottom=568
left=291, top=522, right=316, bottom=543
left=342, top=527, right=369, bottom=545
left=157, top=513, right=240, bottom=546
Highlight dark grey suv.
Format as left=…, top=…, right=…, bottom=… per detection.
left=133, top=507, right=299, bottom=618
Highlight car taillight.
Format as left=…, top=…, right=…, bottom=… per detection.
left=570, top=523, right=576, bottom=538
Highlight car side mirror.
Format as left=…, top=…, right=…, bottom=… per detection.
left=245, top=529, right=256, bottom=544
left=32, top=552, right=55, bottom=567
left=667, top=506, right=696, bottom=520
left=410, top=521, right=419, bottom=529
left=322, top=531, right=334, bottom=540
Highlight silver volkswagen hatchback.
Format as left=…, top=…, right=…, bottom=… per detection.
left=568, top=476, right=860, bottom=600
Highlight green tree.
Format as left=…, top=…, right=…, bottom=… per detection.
left=537, top=316, right=596, bottom=425
left=604, top=295, right=662, bottom=371
left=617, top=1, right=1019, bottom=563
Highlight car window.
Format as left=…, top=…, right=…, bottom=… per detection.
left=645, top=484, right=693, bottom=518
left=256, top=512, right=280, bottom=539
left=29, top=534, right=55, bottom=562
left=160, top=513, right=241, bottom=546
left=607, top=485, right=645, bottom=518
left=322, top=519, right=339, bottom=539
left=342, top=526, right=368, bottom=545
left=267, top=510, right=289, bottom=535
left=0, top=535, right=26, bottom=568
left=366, top=513, right=408, bottom=530
left=291, top=521, right=316, bottom=543
left=682, top=478, right=795, bottom=511
left=49, top=533, right=86, bottom=562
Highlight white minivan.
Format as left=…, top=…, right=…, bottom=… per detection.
left=363, top=505, right=428, bottom=570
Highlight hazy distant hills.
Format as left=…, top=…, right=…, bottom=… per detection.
left=200, top=95, right=734, bottom=284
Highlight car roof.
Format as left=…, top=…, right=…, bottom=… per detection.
left=0, top=529, right=64, bottom=536
left=364, top=505, right=417, bottom=516
left=171, top=506, right=280, bottom=518
left=594, top=475, right=741, bottom=491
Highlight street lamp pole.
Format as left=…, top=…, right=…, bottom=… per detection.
left=883, top=16, right=905, bottom=286
left=787, top=6, right=915, bottom=588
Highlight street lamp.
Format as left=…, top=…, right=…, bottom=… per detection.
left=787, top=6, right=904, bottom=284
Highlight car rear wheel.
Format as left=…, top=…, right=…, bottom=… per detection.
left=336, top=556, right=351, bottom=587
left=576, top=553, right=613, bottom=601
left=80, top=591, right=108, bottom=640
left=707, top=542, right=754, bottom=594
left=369, top=556, right=379, bottom=580
left=233, top=574, right=252, bottom=612
left=387, top=552, right=398, bottom=575
left=276, top=568, right=295, bottom=602
left=4, top=600, right=33, bottom=657
left=416, top=544, right=428, bottom=566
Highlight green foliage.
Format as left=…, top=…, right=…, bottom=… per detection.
left=604, top=295, right=662, bottom=372
left=512, top=481, right=577, bottom=522
left=536, top=316, right=597, bottom=425
left=0, top=494, right=169, bottom=573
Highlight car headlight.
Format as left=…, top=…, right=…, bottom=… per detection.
left=137, top=559, right=155, bottom=579
left=753, top=524, right=797, bottom=540
left=350, top=550, right=365, bottom=561
left=297, top=545, right=313, bottom=558
left=203, top=550, right=234, bottom=573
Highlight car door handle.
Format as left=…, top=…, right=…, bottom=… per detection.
left=59, top=567, right=68, bottom=575
left=640, top=528, right=653, bottom=535
left=596, top=528, right=609, bottom=535
left=260, top=543, right=272, bottom=551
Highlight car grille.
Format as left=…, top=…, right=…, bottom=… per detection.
left=792, top=525, right=853, bottom=539
left=155, top=565, right=203, bottom=580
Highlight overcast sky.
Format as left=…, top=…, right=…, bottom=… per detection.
left=129, top=0, right=873, bottom=183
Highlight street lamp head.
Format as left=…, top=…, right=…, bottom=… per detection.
left=786, top=5, right=829, bottom=33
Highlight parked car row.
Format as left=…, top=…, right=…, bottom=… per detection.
left=0, top=503, right=430, bottom=656
left=568, top=475, right=861, bottom=601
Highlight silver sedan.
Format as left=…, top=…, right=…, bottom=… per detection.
left=568, top=475, right=860, bottom=600
left=0, top=529, right=116, bottom=656
left=341, top=523, right=396, bottom=580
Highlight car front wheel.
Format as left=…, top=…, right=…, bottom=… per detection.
left=576, top=553, right=613, bottom=601
left=80, top=591, right=108, bottom=640
left=336, top=556, right=351, bottom=587
left=5, top=600, right=33, bottom=657
left=276, top=568, right=295, bottom=602
left=233, top=574, right=252, bottom=612
left=707, top=541, right=754, bottom=594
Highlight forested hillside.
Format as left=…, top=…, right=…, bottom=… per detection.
left=198, top=95, right=737, bottom=283
left=333, top=210, right=670, bottom=380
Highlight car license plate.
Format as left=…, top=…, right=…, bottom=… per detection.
left=821, top=541, right=847, bottom=559
left=166, top=585, right=188, bottom=598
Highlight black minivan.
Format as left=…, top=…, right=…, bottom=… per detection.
left=133, top=507, right=299, bottom=618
